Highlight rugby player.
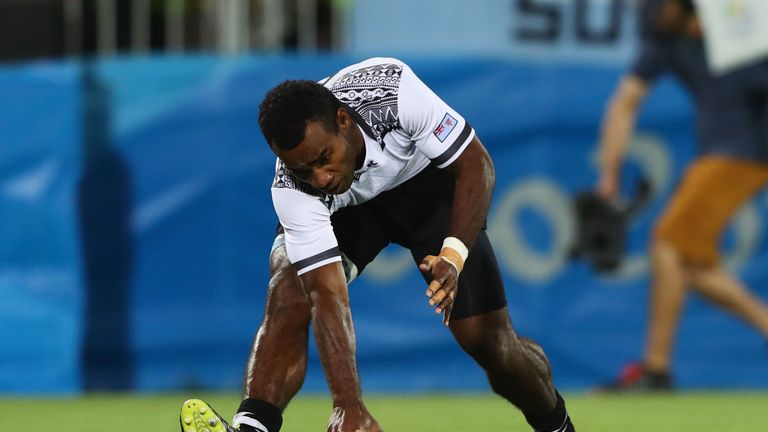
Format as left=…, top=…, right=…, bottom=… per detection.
left=180, top=58, right=576, bottom=432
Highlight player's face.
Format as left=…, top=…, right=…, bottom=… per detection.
left=275, top=109, right=362, bottom=195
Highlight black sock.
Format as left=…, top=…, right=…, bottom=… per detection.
left=524, top=391, right=575, bottom=432
left=232, top=398, right=283, bottom=432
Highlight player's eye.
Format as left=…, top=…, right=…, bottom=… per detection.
left=292, top=167, right=311, bottom=180
left=315, top=152, right=330, bottom=166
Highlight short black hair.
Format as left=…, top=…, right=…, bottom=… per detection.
left=258, top=79, right=344, bottom=150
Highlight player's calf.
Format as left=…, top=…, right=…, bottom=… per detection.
left=450, top=309, right=575, bottom=431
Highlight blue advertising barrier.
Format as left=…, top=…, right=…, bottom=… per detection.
left=0, top=62, right=84, bottom=393
left=1, top=55, right=767, bottom=393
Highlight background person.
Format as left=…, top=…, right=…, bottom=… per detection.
left=596, top=0, right=768, bottom=390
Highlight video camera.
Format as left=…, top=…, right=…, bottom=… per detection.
left=571, top=179, right=651, bottom=272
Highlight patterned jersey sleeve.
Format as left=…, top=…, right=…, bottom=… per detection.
left=271, top=165, right=341, bottom=276
left=397, top=62, right=475, bottom=168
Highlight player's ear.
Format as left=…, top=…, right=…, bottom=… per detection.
left=336, top=107, right=352, bottom=130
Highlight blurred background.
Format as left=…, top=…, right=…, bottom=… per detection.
left=1, top=0, right=767, bottom=399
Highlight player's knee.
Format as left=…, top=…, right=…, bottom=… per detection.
left=462, top=327, right=523, bottom=373
left=269, top=243, right=293, bottom=275
left=265, top=248, right=311, bottom=322
left=453, top=312, right=518, bottom=370
left=473, top=333, right=553, bottom=382
left=269, top=248, right=300, bottom=292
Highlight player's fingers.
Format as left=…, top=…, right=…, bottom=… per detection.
left=432, top=270, right=456, bottom=300
left=419, top=255, right=438, bottom=272
left=435, top=287, right=456, bottom=313
left=429, top=287, right=447, bottom=306
left=436, top=288, right=454, bottom=307
left=443, top=304, right=454, bottom=326
left=425, top=279, right=441, bottom=297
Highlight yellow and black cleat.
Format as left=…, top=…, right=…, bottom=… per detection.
left=180, top=399, right=238, bottom=432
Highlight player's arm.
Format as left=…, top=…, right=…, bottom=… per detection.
left=394, top=59, right=493, bottom=323
left=299, top=264, right=380, bottom=432
left=442, top=135, right=494, bottom=251
left=272, top=187, right=379, bottom=432
left=418, top=135, right=494, bottom=323
left=597, top=74, right=651, bottom=199
left=300, top=263, right=358, bottom=403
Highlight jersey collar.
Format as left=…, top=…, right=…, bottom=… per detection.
left=347, top=106, right=377, bottom=140
left=354, top=124, right=386, bottom=177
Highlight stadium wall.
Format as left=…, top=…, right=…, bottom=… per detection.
left=0, top=62, right=84, bottom=393
left=1, top=55, right=767, bottom=394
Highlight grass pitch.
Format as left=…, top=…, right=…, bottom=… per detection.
left=1, top=391, right=767, bottom=431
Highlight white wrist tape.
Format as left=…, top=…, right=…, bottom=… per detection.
left=438, top=255, right=460, bottom=274
left=442, top=236, right=469, bottom=263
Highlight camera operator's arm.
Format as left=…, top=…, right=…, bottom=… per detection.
left=597, top=75, right=651, bottom=200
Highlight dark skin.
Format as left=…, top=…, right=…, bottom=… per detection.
left=248, top=107, right=557, bottom=431
left=421, top=127, right=495, bottom=323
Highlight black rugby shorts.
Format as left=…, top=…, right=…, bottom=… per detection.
left=329, top=165, right=507, bottom=320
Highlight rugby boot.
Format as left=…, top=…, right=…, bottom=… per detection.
left=180, top=399, right=238, bottom=432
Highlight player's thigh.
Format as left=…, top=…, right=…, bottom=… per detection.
left=410, top=231, right=508, bottom=321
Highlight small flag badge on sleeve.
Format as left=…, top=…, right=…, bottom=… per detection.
left=433, top=113, right=458, bottom=142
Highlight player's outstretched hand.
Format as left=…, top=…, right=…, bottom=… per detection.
left=327, top=404, right=382, bottom=432
left=419, top=254, right=459, bottom=326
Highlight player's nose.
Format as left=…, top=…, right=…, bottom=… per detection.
left=311, top=168, right=333, bottom=190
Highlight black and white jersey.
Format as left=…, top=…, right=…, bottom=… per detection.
left=271, top=57, right=475, bottom=275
